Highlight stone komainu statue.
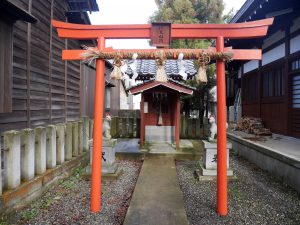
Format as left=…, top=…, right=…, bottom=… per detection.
left=208, top=115, right=228, bottom=142
left=102, top=114, right=111, bottom=139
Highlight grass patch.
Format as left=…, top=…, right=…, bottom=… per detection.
left=142, top=142, right=151, bottom=151
left=73, top=165, right=85, bottom=179
left=20, top=208, right=39, bottom=221
left=40, top=197, right=55, bottom=209
left=0, top=216, right=9, bottom=225
left=60, top=180, right=77, bottom=190
left=57, top=165, right=85, bottom=190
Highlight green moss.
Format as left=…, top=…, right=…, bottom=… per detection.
left=20, top=208, right=39, bottom=221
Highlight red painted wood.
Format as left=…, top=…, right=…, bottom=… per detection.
left=140, top=93, right=145, bottom=147
left=91, top=37, right=105, bottom=212
left=216, top=36, right=228, bottom=216
left=52, top=17, right=273, bottom=216
left=143, top=92, right=177, bottom=126
left=175, top=93, right=180, bottom=148
left=129, top=81, right=194, bottom=95
left=52, top=18, right=273, bottom=40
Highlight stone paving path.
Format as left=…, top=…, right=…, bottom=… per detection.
left=148, top=142, right=176, bottom=153
left=124, top=156, right=189, bottom=225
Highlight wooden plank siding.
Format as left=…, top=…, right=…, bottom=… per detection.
left=0, top=19, right=13, bottom=113
left=235, top=15, right=300, bottom=137
left=0, top=0, right=86, bottom=133
left=80, top=65, right=96, bottom=118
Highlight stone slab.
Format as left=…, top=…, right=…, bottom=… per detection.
left=199, top=163, right=233, bottom=176
left=124, top=156, right=189, bottom=225
left=102, top=138, right=117, bottom=147
left=114, top=138, right=140, bottom=153
left=201, top=140, right=232, bottom=149
left=85, top=162, right=118, bottom=175
left=83, top=167, right=123, bottom=181
left=203, top=147, right=230, bottom=169
left=149, top=142, right=176, bottom=154
left=194, top=169, right=238, bottom=182
left=228, top=131, right=300, bottom=193
left=145, top=126, right=175, bottom=142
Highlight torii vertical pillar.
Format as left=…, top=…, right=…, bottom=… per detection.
left=90, top=37, right=105, bottom=212
left=216, top=36, right=227, bottom=216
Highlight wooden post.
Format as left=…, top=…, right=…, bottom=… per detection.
left=90, top=37, right=105, bottom=212
left=175, top=93, right=180, bottom=148
left=140, top=93, right=145, bottom=147
left=216, top=36, right=228, bottom=216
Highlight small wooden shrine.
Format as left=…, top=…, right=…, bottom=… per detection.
left=128, top=79, right=194, bottom=148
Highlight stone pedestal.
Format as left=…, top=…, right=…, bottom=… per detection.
left=85, top=138, right=118, bottom=175
left=199, top=140, right=233, bottom=176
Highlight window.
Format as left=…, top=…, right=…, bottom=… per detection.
left=291, top=58, right=300, bottom=71
left=262, top=67, right=284, bottom=97
left=0, top=19, right=13, bottom=113
left=292, top=75, right=300, bottom=108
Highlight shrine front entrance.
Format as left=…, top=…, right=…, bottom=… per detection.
left=144, top=88, right=178, bottom=143
left=128, top=80, right=194, bottom=148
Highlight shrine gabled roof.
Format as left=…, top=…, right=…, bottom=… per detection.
left=125, top=59, right=197, bottom=81
left=127, top=79, right=195, bottom=95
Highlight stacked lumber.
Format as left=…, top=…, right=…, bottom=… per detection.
left=235, top=117, right=272, bottom=136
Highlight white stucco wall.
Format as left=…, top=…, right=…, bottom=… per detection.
left=262, top=30, right=285, bottom=50
left=290, top=34, right=300, bottom=54
left=243, top=60, right=259, bottom=74
left=262, top=43, right=285, bottom=66
left=120, top=83, right=130, bottom=110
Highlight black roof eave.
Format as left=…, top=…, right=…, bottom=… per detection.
left=0, top=0, right=38, bottom=23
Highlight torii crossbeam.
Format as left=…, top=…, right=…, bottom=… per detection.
left=52, top=18, right=273, bottom=216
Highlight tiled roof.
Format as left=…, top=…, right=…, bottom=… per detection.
left=125, top=59, right=197, bottom=81
left=127, top=79, right=195, bottom=95
left=127, top=78, right=196, bottom=92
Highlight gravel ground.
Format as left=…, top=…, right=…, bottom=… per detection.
left=3, top=160, right=142, bottom=225
left=176, top=155, right=300, bottom=225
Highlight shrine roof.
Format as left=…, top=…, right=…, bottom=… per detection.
left=127, top=79, right=195, bottom=95
left=125, top=59, right=197, bottom=81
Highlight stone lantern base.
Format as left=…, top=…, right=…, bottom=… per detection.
left=85, top=138, right=119, bottom=177
left=199, top=140, right=233, bottom=176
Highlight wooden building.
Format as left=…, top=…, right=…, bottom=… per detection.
left=124, top=59, right=197, bottom=146
left=104, top=68, right=135, bottom=116
left=128, top=79, right=195, bottom=148
left=0, top=0, right=101, bottom=133
left=227, top=0, right=300, bottom=138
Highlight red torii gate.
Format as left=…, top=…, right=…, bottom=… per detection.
left=52, top=18, right=273, bottom=216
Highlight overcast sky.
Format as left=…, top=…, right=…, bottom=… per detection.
left=89, top=0, right=247, bottom=49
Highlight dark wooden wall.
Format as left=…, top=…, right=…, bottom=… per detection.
left=144, top=88, right=177, bottom=126
left=241, top=63, right=288, bottom=135
left=80, top=65, right=95, bottom=118
left=0, top=0, right=85, bottom=133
